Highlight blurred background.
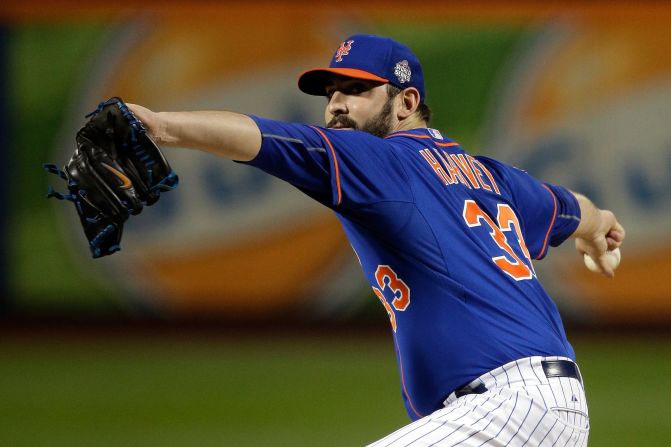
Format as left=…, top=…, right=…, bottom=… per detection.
left=1, top=1, right=670, bottom=445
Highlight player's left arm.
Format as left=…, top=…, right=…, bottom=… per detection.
left=128, top=103, right=411, bottom=209
left=569, top=192, right=626, bottom=278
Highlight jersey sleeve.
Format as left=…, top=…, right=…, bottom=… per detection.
left=476, top=156, right=581, bottom=259
left=240, top=116, right=412, bottom=208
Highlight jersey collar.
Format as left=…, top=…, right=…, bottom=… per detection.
left=385, top=127, right=449, bottom=142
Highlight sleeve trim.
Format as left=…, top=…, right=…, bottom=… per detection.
left=310, top=126, right=342, bottom=206
left=536, top=184, right=558, bottom=259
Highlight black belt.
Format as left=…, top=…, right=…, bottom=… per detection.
left=542, top=360, right=582, bottom=382
left=454, top=359, right=581, bottom=398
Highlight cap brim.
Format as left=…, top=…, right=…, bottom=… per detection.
left=297, top=68, right=389, bottom=96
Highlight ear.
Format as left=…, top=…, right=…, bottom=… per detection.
left=396, top=87, right=421, bottom=120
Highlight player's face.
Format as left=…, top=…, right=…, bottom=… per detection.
left=324, top=76, right=397, bottom=138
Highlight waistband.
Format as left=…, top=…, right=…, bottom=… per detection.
left=445, top=356, right=583, bottom=405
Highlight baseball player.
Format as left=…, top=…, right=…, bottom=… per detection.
left=128, top=34, right=625, bottom=446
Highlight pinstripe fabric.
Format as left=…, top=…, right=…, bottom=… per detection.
left=368, top=357, right=589, bottom=447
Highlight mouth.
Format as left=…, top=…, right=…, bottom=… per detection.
left=327, top=115, right=357, bottom=130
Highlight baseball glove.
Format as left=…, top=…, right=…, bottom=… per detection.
left=44, top=97, right=178, bottom=258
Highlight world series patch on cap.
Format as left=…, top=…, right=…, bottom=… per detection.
left=298, top=34, right=426, bottom=102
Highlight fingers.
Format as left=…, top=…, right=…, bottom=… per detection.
left=596, top=210, right=625, bottom=251
left=606, top=229, right=623, bottom=250
left=575, top=236, right=619, bottom=278
left=574, top=236, right=607, bottom=258
left=595, top=257, right=615, bottom=278
left=581, top=246, right=619, bottom=278
left=573, top=205, right=624, bottom=278
left=606, top=235, right=622, bottom=251
left=606, top=218, right=625, bottom=251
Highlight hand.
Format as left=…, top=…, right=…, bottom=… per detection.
left=574, top=209, right=625, bottom=278
left=127, top=103, right=164, bottom=143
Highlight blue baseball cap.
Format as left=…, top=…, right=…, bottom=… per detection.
left=298, top=34, right=426, bottom=102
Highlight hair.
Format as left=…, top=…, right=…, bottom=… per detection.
left=387, top=84, right=432, bottom=124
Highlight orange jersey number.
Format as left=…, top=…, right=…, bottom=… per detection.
left=463, top=200, right=535, bottom=281
left=372, top=265, right=411, bottom=332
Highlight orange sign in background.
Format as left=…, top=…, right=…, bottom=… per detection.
left=9, top=2, right=671, bottom=323
left=486, top=21, right=671, bottom=323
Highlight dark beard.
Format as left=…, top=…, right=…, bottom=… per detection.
left=326, top=97, right=394, bottom=138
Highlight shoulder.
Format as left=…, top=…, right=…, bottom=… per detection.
left=472, top=155, right=525, bottom=184
left=311, top=126, right=395, bottom=149
left=472, top=155, right=509, bottom=172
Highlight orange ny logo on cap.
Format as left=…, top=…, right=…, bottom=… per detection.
left=335, top=40, right=354, bottom=62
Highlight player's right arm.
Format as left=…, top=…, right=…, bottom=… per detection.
left=473, top=156, right=625, bottom=277
left=127, top=104, right=262, bottom=162
left=570, top=192, right=626, bottom=278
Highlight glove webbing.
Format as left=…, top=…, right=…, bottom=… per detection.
left=43, top=163, right=120, bottom=256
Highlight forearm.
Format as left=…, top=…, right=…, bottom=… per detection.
left=129, top=105, right=262, bottom=161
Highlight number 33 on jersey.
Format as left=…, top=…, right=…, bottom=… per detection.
left=463, top=200, right=536, bottom=281
left=372, top=265, right=410, bottom=332
left=373, top=200, right=535, bottom=331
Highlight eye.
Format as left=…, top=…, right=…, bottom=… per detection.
left=344, top=83, right=366, bottom=95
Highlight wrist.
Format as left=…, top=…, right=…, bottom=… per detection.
left=154, top=111, right=178, bottom=146
left=571, top=193, right=599, bottom=240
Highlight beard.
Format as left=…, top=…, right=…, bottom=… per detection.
left=326, top=97, right=394, bottom=138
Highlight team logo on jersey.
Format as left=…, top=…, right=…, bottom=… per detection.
left=428, top=128, right=443, bottom=140
left=394, top=60, right=412, bottom=83
left=334, top=40, right=354, bottom=62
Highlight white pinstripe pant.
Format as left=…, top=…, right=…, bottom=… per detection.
left=368, top=356, right=589, bottom=447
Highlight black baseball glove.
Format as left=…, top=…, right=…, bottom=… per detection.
left=44, top=97, right=178, bottom=258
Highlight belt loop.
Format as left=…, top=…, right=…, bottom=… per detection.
left=454, top=382, right=488, bottom=398
left=541, top=359, right=582, bottom=384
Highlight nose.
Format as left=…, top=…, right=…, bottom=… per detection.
left=327, top=90, right=348, bottom=116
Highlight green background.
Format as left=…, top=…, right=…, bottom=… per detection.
left=10, top=23, right=120, bottom=313
left=4, top=13, right=670, bottom=447
left=1, top=333, right=669, bottom=446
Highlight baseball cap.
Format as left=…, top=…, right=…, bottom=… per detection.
left=298, top=34, right=426, bottom=102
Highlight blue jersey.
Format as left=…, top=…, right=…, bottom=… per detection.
left=243, top=116, right=581, bottom=420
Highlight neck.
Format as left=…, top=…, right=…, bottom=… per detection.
left=392, top=115, right=428, bottom=134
